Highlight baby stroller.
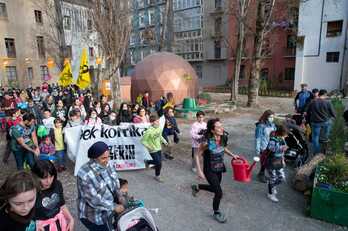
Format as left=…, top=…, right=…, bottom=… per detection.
left=111, top=206, right=158, bottom=231
left=284, top=120, right=309, bottom=168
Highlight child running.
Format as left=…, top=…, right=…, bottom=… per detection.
left=190, top=111, right=207, bottom=172
left=265, top=124, right=288, bottom=202
left=141, top=114, right=168, bottom=182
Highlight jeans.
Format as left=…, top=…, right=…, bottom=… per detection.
left=13, top=150, right=35, bottom=170
left=39, top=154, right=57, bottom=161
left=148, top=151, right=162, bottom=176
left=55, top=150, right=66, bottom=167
left=199, top=171, right=223, bottom=212
left=80, top=219, right=108, bottom=231
left=311, top=121, right=332, bottom=154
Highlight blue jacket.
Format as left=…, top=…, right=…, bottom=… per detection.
left=255, top=121, right=276, bottom=155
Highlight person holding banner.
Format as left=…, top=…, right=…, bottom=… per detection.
left=77, top=141, right=124, bottom=231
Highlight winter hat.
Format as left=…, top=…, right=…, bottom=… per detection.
left=88, top=141, right=109, bottom=159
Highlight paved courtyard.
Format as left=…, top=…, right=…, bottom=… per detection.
left=0, top=96, right=346, bottom=231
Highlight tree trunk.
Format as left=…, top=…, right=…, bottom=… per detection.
left=247, top=58, right=261, bottom=107
left=247, top=0, right=263, bottom=107
left=230, top=4, right=245, bottom=102
left=106, top=59, right=121, bottom=109
left=54, top=0, right=66, bottom=70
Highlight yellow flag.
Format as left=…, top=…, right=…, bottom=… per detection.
left=76, top=48, right=91, bottom=89
left=58, top=59, right=73, bottom=87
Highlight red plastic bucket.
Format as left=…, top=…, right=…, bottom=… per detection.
left=231, top=157, right=252, bottom=183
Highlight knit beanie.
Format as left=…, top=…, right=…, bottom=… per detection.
left=87, top=141, right=109, bottom=159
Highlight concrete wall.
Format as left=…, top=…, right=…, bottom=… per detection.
left=295, top=0, right=348, bottom=91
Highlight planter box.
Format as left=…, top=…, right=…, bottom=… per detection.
left=310, top=169, right=348, bottom=227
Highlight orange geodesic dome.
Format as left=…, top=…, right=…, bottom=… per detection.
left=131, top=52, right=199, bottom=104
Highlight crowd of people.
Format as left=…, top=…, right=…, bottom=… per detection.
left=0, top=82, right=339, bottom=230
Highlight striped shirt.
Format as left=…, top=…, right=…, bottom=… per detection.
left=77, top=160, right=119, bottom=225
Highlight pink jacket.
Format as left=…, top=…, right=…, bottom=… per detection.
left=190, top=121, right=207, bottom=148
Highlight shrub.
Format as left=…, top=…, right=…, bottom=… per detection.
left=317, top=154, right=348, bottom=193
left=198, top=92, right=212, bottom=103
left=329, top=98, right=347, bottom=153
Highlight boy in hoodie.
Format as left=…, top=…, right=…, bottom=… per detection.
left=141, top=115, right=168, bottom=182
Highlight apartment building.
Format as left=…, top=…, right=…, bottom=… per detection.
left=0, top=0, right=99, bottom=88
left=294, top=0, right=348, bottom=91
left=227, top=0, right=298, bottom=91
left=173, top=0, right=203, bottom=78
left=129, top=0, right=166, bottom=66
left=0, top=0, right=57, bottom=87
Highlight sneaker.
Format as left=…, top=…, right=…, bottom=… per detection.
left=272, top=188, right=277, bottom=195
left=164, top=153, right=174, bottom=160
left=191, top=184, right=199, bottom=197
left=144, top=160, right=149, bottom=169
left=267, top=193, right=279, bottom=203
left=154, top=176, right=164, bottom=183
left=213, top=211, right=227, bottom=223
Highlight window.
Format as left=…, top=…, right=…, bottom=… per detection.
left=87, top=19, right=92, bottom=31
left=34, top=10, right=43, bottom=24
left=284, top=68, right=295, bottom=80
left=326, top=52, right=339, bottom=63
left=5, top=38, right=16, bottom=58
left=66, top=45, right=72, bottom=59
left=215, top=0, right=222, bottom=8
left=40, top=65, right=49, bottom=80
left=287, top=35, right=297, bottom=48
left=0, top=2, right=7, bottom=18
left=37, top=36, right=45, bottom=58
left=63, top=16, right=71, bottom=30
left=239, top=65, right=245, bottom=79
left=6, top=66, right=17, bottom=81
left=260, top=68, right=269, bottom=80
left=214, top=40, right=221, bottom=59
left=327, top=20, right=343, bottom=37
left=215, top=17, right=222, bottom=35
left=89, top=47, right=94, bottom=57
left=27, top=67, right=33, bottom=81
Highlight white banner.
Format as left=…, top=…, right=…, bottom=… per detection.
left=65, top=123, right=153, bottom=175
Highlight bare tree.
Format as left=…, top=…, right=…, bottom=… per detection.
left=227, top=0, right=299, bottom=106
left=32, top=0, right=67, bottom=70
left=89, top=0, right=132, bottom=107
left=227, top=0, right=252, bottom=101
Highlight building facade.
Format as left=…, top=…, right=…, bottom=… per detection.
left=0, top=0, right=57, bottom=88
left=227, top=0, right=298, bottom=91
left=200, top=0, right=229, bottom=86
left=294, top=0, right=348, bottom=91
left=129, top=0, right=166, bottom=67
left=0, top=0, right=99, bottom=88
left=173, top=0, right=203, bottom=78
left=62, top=0, right=100, bottom=80
left=174, top=0, right=229, bottom=86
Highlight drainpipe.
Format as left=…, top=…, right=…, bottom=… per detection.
left=339, top=21, right=348, bottom=90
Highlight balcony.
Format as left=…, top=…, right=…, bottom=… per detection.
left=210, top=7, right=224, bottom=15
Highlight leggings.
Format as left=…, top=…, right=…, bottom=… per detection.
left=198, top=170, right=223, bottom=212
